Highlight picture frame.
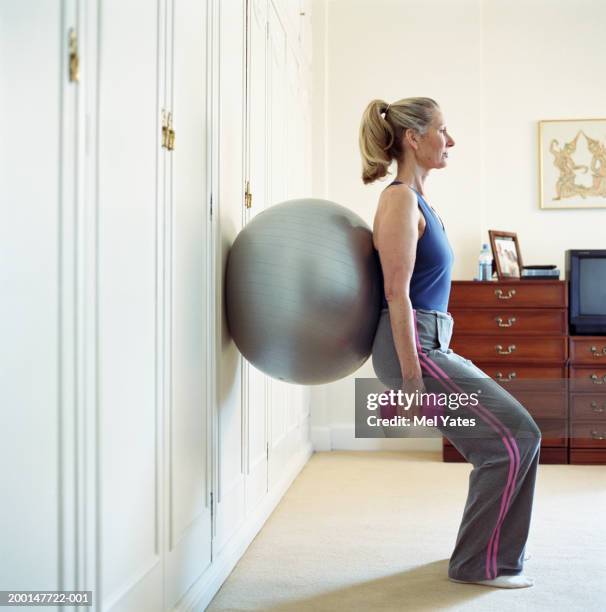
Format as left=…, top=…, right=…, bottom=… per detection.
left=538, top=118, right=606, bottom=209
left=488, top=230, right=524, bottom=279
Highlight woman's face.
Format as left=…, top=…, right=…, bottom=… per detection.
left=414, top=109, right=455, bottom=169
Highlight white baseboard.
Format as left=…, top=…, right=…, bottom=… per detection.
left=312, top=422, right=442, bottom=452
left=178, top=440, right=315, bottom=612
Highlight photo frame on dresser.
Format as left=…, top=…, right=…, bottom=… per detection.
left=488, top=230, right=524, bottom=279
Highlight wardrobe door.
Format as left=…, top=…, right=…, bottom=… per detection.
left=299, top=0, right=313, bottom=66
left=267, top=1, right=287, bottom=207
left=243, top=0, right=269, bottom=514
left=266, top=0, right=293, bottom=488
left=163, top=0, right=212, bottom=604
left=0, top=0, right=66, bottom=593
left=285, top=47, right=301, bottom=198
left=97, top=2, right=165, bottom=610
left=215, top=0, right=247, bottom=554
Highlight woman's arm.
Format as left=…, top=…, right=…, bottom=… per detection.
left=375, top=187, right=424, bottom=384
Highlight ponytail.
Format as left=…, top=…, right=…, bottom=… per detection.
left=358, top=96, right=439, bottom=184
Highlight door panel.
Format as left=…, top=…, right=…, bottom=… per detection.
left=268, top=1, right=287, bottom=206
left=164, top=0, right=212, bottom=604
left=245, top=0, right=269, bottom=512
left=97, top=1, right=163, bottom=609
left=0, top=0, right=63, bottom=593
left=216, top=0, right=247, bottom=553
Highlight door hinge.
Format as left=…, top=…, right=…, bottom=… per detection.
left=266, top=442, right=269, bottom=462
left=210, top=491, right=213, bottom=519
left=68, top=28, right=79, bottom=83
left=245, top=180, right=252, bottom=209
left=209, top=193, right=213, bottom=219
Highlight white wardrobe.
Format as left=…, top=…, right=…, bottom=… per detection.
left=0, top=1, right=313, bottom=610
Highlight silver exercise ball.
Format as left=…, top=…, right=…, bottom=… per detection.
left=225, top=198, right=382, bottom=385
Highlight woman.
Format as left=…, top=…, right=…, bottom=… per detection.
left=358, top=97, right=541, bottom=588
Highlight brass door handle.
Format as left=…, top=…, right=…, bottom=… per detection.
left=496, top=372, right=517, bottom=381
left=161, top=110, right=168, bottom=148
left=69, top=28, right=79, bottom=83
left=167, top=112, right=175, bottom=151
left=590, top=346, right=606, bottom=358
left=590, top=430, right=606, bottom=440
left=495, top=344, right=516, bottom=355
left=245, top=180, right=252, bottom=209
left=590, top=374, right=606, bottom=385
left=495, top=289, right=516, bottom=300
left=495, top=316, right=516, bottom=328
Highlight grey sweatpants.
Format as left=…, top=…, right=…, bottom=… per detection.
left=372, top=307, right=542, bottom=581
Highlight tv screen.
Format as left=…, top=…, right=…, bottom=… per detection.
left=579, top=258, right=606, bottom=315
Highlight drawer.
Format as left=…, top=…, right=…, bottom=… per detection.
left=443, top=423, right=566, bottom=449
left=442, top=443, right=568, bottom=464
left=569, top=366, right=606, bottom=391
left=450, top=308, right=567, bottom=335
left=537, top=448, right=568, bottom=463
left=510, top=391, right=567, bottom=419
left=450, top=335, right=567, bottom=362
left=569, top=449, right=606, bottom=464
left=569, top=337, right=606, bottom=364
left=443, top=442, right=567, bottom=464
left=442, top=418, right=566, bottom=446
left=449, top=281, right=567, bottom=308
left=535, top=419, right=568, bottom=447
left=570, top=395, right=606, bottom=420
left=570, top=422, right=606, bottom=448
left=471, top=364, right=567, bottom=380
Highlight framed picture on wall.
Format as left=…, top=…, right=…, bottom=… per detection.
left=538, top=118, right=606, bottom=209
left=488, top=230, right=524, bottom=279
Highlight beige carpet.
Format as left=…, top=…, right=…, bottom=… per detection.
left=207, top=451, right=606, bottom=611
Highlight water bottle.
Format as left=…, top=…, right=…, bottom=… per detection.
left=478, top=243, right=493, bottom=281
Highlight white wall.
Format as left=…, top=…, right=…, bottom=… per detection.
left=310, top=0, right=606, bottom=451
left=482, top=0, right=606, bottom=264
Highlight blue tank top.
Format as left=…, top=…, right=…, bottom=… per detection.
left=378, top=181, right=454, bottom=313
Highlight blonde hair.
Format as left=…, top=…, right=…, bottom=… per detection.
left=358, top=97, right=439, bottom=184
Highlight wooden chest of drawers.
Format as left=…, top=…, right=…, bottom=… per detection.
left=443, top=280, right=569, bottom=464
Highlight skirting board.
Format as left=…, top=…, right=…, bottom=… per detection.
left=180, top=440, right=315, bottom=612
left=311, top=423, right=442, bottom=452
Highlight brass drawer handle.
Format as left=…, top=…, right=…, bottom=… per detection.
left=590, top=374, right=606, bottom=385
left=495, top=316, right=516, bottom=328
left=495, top=344, right=516, bottom=355
left=590, top=346, right=606, bottom=358
left=590, top=401, right=606, bottom=413
left=496, top=371, right=517, bottom=381
left=590, top=430, right=606, bottom=440
left=494, top=289, right=516, bottom=300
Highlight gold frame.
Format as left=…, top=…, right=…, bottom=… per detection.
left=538, top=118, right=606, bottom=209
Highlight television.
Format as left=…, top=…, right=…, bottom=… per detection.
left=566, top=250, right=606, bottom=335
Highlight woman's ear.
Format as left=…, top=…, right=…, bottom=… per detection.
left=404, top=127, right=419, bottom=152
